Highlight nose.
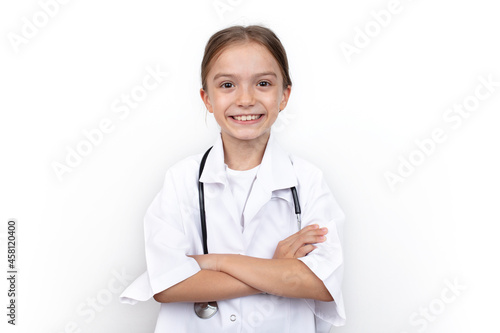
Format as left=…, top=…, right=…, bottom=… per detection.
left=236, top=84, right=255, bottom=108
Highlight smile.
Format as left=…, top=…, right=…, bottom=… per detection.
left=231, top=114, right=262, bottom=121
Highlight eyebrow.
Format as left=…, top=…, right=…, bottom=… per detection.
left=212, top=72, right=277, bottom=81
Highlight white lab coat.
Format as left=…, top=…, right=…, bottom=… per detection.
left=120, top=129, right=346, bottom=333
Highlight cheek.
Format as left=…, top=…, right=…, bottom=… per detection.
left=259, top=93, right=280, bottom=108
left=212, top=93, right=231, bottom=109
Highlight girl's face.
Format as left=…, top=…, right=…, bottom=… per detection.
left=200, top=41, right=291, bottom=144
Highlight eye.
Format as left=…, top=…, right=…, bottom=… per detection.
left=258, top=81, right=271, bottom=87
left=220, top=82, right=234, bottom=88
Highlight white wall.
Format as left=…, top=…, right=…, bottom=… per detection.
left=1, top=0, right=499, bottom=332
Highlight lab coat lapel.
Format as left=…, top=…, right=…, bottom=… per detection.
left=243, top=130, right=298, bottom=225
left=198, top=133, right=240, bottom=227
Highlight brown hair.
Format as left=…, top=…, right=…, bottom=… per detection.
left=201, top=25, right=292, bottom=91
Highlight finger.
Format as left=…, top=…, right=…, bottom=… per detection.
left=286, top=226, right=327, bottom=244
left=290, top=229, right=328, bottom=248
left=300, top=224, right=320, bottom=233
left=302, top=225, right=327, bottom=234
left=302, top=227, right=328, bottom=238
left=284, top=236, right=323, bottom=260
left=295, top=244, right=316, bottom=258
left=274, top=226, right=328, bottom=259
left=298, top=226, right=327, bottom=239
left=279, top=224, right=318, bottom=244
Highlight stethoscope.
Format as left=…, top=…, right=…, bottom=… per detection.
left=194, top=146, right=302, bottom=319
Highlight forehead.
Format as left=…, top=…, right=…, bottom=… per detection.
left=208, top=41, right=281, bottom=77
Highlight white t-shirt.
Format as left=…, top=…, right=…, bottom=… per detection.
left=224, top=163, right=260, bottom=228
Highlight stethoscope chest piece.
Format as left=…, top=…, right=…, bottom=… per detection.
left=194, top=301, right=218, bottom=319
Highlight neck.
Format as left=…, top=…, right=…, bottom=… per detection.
left=221, top=131, right=270, bottom=171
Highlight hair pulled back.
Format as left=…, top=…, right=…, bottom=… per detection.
left=201, top=25, right=292, bottom=91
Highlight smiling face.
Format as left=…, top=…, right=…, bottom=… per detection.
left=200, top=41, right=291, bottom=144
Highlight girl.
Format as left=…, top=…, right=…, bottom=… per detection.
left=120, top=25, right=346, bottom=333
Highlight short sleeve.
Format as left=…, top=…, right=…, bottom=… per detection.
left=120, top=167, right=201, bottom=305
left=297, top=169, right=346, bottom=327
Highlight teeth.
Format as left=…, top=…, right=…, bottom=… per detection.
left=233, top=115, right=261, bottom=121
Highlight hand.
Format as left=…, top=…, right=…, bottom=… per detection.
left=188, top=254, right=222, bottom=271
left=272, top=224, right=328, bottom=259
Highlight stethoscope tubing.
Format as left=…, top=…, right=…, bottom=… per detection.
left=195, top=145, right=302, bottom=319
left=198, top=146, right=213, bottom=254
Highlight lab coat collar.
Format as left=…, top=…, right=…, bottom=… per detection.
left=198, top=128, right=298, bottom=192
left=199, top=128, right=298, bottom=225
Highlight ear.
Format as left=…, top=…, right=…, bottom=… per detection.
left=200, top=88, right=214, bottom=114
left=279, top=85, right=292, bottom=111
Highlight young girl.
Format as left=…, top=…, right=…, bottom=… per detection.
left=120, top=25, right=346, bottom=333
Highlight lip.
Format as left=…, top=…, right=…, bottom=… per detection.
left=229, top=114, right=264, bottom=125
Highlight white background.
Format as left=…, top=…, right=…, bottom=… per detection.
left=1, top=0, right=499, bottom=332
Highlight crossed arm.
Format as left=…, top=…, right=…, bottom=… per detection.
left=153, top=224, right=333, bottom=303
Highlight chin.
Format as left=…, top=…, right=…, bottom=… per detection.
left=225, top=130, right=267, bottom=142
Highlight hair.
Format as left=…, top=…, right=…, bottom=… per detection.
left=201, top=25, right=292, bottom=91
